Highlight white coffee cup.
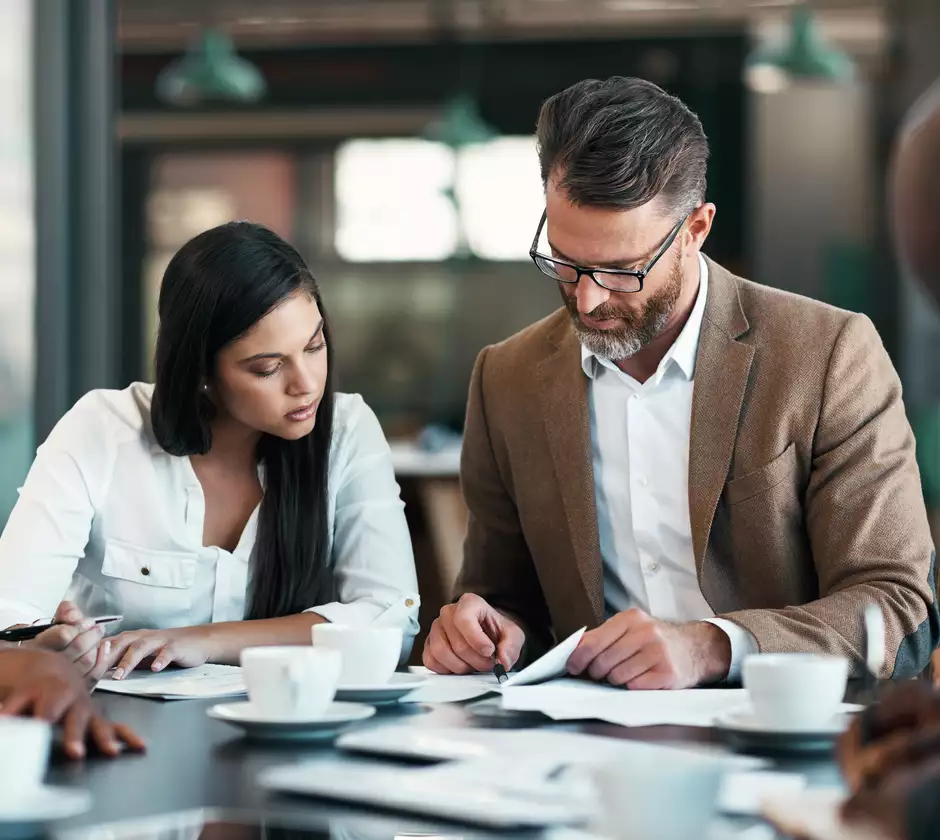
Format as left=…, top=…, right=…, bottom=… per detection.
left=312, top=624, right=402, bottom=686
left=0, top=718, right=51, bottom=803
left=240, top=646, right=341, bottom=719
left=591, top=748, right=727, bottom=840
left=743, top=653, right=849, bottom=731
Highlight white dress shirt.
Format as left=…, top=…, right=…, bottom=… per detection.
left=0, top=383, right=420, bottom=653
left=584, top=255, right=756, bottom=679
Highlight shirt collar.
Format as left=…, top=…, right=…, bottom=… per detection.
left=580, top=253, right=709, bottom=383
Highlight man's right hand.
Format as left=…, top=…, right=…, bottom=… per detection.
left=422, top=593, right=525, bottom=674
left=23, top=601, right=103, bottom=677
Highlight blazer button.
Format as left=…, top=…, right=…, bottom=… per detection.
left=405, top=598, right=414, bottom=607
left=141, top=567, right=151, bottom=576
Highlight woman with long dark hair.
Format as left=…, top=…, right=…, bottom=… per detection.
left=0, top=222, right=419, bottom=677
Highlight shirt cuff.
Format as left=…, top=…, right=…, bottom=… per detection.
left=703, top=617, right=759, bottom=682
left=306, top=594, right=420, bottom=635
left=308, top=595, right=421, bottom=666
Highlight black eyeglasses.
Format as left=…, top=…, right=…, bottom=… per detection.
left=528, top=209, right=690, bottom=293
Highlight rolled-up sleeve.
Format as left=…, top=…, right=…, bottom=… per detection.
left=306, top=395, right=420, bottom=659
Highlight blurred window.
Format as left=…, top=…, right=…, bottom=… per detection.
left=335, top=136, right=542, bottom=262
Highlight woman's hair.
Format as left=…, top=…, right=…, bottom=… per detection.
left=151, top=221, right=335, bottom=620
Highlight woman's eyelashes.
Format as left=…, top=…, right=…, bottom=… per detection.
left=252, top=343, right=325, bottom=378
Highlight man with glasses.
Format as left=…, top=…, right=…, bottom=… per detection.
left=423, top=76, right=939, bottom=689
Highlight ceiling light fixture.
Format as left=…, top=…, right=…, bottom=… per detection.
left=745, top=4, right=855, bottom=93
left=156, top=28, right=266, bottom=107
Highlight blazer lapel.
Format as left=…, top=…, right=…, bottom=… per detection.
left=688, top=259, right=754, bottom=570
left=536, top=323, right=605, bottom=627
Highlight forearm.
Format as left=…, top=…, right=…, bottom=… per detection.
left=199, top=612, right=330, bottom=664
left=721, top=578, right=936, bottom=678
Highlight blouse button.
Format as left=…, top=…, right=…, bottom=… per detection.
left=405, top=598, right=415, bottom=608
left=141, top=567, right=151, bottom=577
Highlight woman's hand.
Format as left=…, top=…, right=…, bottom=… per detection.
left=841, top=745, right=940, bottom=840
left=0, top=648, right=145, bottom=760
left=92, top=626, right=214, bottom=680
left=22, top=601, right=104, bottom=678
left=837, top=682, right=940, bottom=792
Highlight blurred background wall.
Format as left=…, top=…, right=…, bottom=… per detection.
left=2, top=0, right=938, bottom=653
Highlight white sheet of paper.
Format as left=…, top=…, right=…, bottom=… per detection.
left=336, top=723, right=766, bottom=772
left=719, top=772, right=808, bottom=816
left=95, top=664, right=246, bottom=700
left=503, top=626, right=586, bottom=686
left=404, top=627, right=587, bottom=703
left=403, top=670, right=501, bottom=703
left=500, top=680, right=750, bottom=727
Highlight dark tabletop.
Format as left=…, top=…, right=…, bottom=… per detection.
left=40, top=689, right=849, bottom=839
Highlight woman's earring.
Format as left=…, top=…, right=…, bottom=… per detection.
left=201, top=383, right=210, bottom=394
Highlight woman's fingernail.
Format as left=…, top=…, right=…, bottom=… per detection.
left=69, top=741, right=85, bottom=759
left=113, top=668, right=124, bottom=680
left=152, top=662, right=164, bottom=672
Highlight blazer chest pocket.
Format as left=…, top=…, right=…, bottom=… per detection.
left=102, top=540, right=197, bottom=589
left=725, top=443, right=798, bottom=506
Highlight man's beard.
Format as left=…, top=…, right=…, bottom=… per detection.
left=563, top=250, right=684, bottom=361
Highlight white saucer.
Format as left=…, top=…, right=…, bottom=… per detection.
left=207, top=701, right=376, bottom=742
left=335, top=673, right=427, bottom=705
left=0, top=785, right=91, bottom=836
left=714, top=708, right=852, bottom=755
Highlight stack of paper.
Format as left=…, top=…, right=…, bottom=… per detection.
left=405, top=628, right=759, bottom=729
left=500, top=680, right=750, bottom=728
left=95, top=664, right=246, bottom=700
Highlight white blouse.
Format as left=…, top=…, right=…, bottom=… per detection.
left=0, top=383, right=420, bottom=651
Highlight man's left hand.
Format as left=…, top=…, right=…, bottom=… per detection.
left=566, top=609, right=731, bottom=689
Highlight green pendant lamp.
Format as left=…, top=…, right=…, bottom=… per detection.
left=157, top=28, right=266, bottom=107
left=746, top=5, right=856, bottom=92
left=423, top=93, right=498, bottom=149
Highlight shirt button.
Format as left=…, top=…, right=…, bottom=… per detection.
left=405, top=598, right=415, bottom=608
left=647, top=563, right=660, bottom=574
left=140, top=567, right=151, bottom=577
left=638, top=475, right=648, bottom=487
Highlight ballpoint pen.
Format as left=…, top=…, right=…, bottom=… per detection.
left=482, top=613, right=509, bottom=685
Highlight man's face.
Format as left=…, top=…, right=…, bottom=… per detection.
left=543, top=178, right=702, bottom=360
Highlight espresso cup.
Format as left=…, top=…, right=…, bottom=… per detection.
left=591, top=748, right=727, bottom=840
left=312, top=624, right=402, bottom=686
left=743, top=653, right=849, bottom=731
left=240, top=646, right=341, bottom=719
left=0, top=718, right=51, bottom=803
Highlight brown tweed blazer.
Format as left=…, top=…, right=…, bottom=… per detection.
left=455, top=257, right=939, bottom=679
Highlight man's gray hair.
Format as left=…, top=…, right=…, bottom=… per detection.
left=536, top=76, right=709, bottom=216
